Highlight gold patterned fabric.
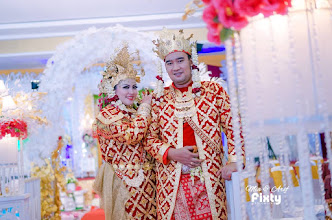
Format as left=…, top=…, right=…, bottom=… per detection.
left=93, top=162, right=129, bottom=220
left=94, top=104, right=156, bottom=219
left=145, top=81, right=245, bottom=220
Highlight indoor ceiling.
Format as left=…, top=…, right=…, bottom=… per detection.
left=0, top=0, right=215, bottom=71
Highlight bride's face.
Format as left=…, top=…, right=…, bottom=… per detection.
left=115, top=78, right=138, bottom=106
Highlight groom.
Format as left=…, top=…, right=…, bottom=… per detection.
left=145, top=29, right=244, bottom=220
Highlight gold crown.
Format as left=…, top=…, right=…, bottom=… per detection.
left=153, top=28, right=195, bottom=60
left=103, top=44, right=145, bottom=89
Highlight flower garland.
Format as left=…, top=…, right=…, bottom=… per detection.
left=155, top=61, right=164, bottom=101
left=98, top=93, right=137, bottom=116
left=190, top=166, right=205, bottom=183
left=191, top=46, right=201, bottom=97
left=184, top=0, right=292, bottom=44
left=0, top=118, right=27, bottom=140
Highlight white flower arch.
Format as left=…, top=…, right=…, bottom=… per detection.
left=30, top=25, right=159, bottom=163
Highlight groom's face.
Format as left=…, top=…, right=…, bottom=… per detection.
left=165, top=51, right=192, bottom=88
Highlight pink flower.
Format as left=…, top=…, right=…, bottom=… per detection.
left=207, top=23, right=222, bottom=45
left=261, top=0, right=291, bottom=17
left=213, top=0, right=248, bottom=30
left=234, top=0, right=264, bottom=17
left=202, top=4, right=218, bottom=26
left=202, top=0, right=212, bottom=4
left=203, top=4, right=222, bottom=45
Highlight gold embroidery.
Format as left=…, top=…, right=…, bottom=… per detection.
left=194, top=132, right=218, bottom=220
left=228, top=154, right=237, bottom=163
left=137, top=103, right=152, bottom=117
left=163, top=117, right=183, bottom=220
left=184, top=117, right=221, bottom=154
left=97, top=109, right=124, bottom=124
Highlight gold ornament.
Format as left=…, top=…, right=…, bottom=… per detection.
left=153, top=28, right=195, bottom=60
left=99, top=43, right=145, bottom=94
left=12, top=92, right=48, bottom=125
left=182, top=0, right=204, bottom=21
left=31, top=138, right=67, bottom=220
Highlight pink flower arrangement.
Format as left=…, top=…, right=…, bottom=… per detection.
left=201, top=0, right=292, bottom=44
left=0, top=119, right=28, bottom=140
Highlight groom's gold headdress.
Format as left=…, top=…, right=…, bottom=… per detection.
left=153, top=28, right=195, bottom=60
left=153, top=28, right=202, bottom=99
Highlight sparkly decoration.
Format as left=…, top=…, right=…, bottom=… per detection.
left=233, top=32, right=260, bottom=218
left=267, top=18, right=295, bottom=215
left=31, top=137, right=67, bottom=220
left=122, top=169, right=144, bottom=188
left=224, top=0, right=332, bottom=218
left=225, top=38, right=248, bottom=219
left=12, top=92, right=48, bottom=125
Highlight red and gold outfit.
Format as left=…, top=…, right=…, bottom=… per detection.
left=94, top=103, right=156, bottom=219
left=145, top=81, right=244, bottom=220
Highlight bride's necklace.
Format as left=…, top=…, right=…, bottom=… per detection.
left=111, top=99, right=136, bottom=118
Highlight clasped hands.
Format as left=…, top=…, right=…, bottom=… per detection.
left=167, top=146, right=237, bottom=180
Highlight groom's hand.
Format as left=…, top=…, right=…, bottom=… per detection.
left=167, top=146, right=203, bottom=168
left=217, top=162, right=237, bottom=180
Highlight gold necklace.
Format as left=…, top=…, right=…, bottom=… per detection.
left=170, top=87, right=196, bottom=119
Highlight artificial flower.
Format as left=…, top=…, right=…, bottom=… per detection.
left=193, top=0, right=292, bottom=43
left=202, top=0, right=211, bottom=4
left=261, top=0, right=291, bottom=16
left=207, top=23, right=222, bottom=45
left=203, top=4, right=224, bottom=45
left=0, top=118, right=28, bottom=140
left=213, top=0, right=249, bottom=30
left=234, top=0, right=264, bottom=17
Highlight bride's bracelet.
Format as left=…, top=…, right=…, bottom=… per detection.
left=137, top=103, right=151, bottom=117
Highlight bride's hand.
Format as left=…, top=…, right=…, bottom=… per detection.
left=141, top=90, right=152, bottom=105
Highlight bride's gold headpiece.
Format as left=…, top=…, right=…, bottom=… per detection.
left=99, top=44, right=145, bottom=95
